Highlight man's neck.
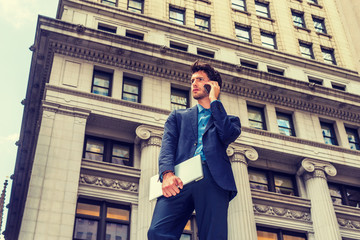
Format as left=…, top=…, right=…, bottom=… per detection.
left=197, top=98, right=211, bottom=109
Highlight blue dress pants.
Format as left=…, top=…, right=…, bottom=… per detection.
left=148, top=163, right=230, bottom=240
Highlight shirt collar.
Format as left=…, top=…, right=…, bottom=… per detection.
left=197, top=104, right=211, bottom=113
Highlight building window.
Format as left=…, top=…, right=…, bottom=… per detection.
left=292, top=11, right=306, bottom=28
left=197, top=48, right=215, bottom=58
left=308, top=77, right=323, bottom=85
left=313, top=17, right=327, bottom=34
left=128, top=0, right=144, bottom=13
left=346, top=127, right=360, bottom=150
left=122, top=76, right=141, bottom=103
left=255, top=1, right=270, bottom=18
left=261, top=32, right=276, bottom=49
left=180, top=216, right=197, bottom=240
left=331, top=82, right=346, bottom=91
left=299, top=42, right=314, bottom=59
left=267, top=66, right=284, bottom=76
left=241, top=59, right=258, bottom=69
left=170, top=41, right=188, bottom=51
left=84, top=136, right=133, bottom=167
left=329, top=184, right=360, bottom=208
left=248, top=105, right=266, bottom=130
left=235, top=25, right=251, bottom=42
left=321, top=47, right=336, bottom=65
left=277, top=112, right=295, bottom=136
left=195, top=14, right=210, bottom=31
left=171, top=88, right=189, bottom=110
left=320, top=121, right=338, bottom=146
left=257, top=227, right=307, bottom=240
left=92, top=70, right=113, bottom=97
left=308, top=0, right=318, bottom=4
left=73, top=199, right=131, bottom=240
left=98, top=23, right=117, bottom=34
left=169, top=7, right=185, bottom=25
left=249, top=168, right=297, bottom=196
left=102, top=0, right=117, bottom=7
left=125, top=30, right=144, bottom=40
left=231, top=0, right=246, bottom=11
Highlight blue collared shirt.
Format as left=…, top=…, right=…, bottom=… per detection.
left=194, top=104, right=211, bottom=161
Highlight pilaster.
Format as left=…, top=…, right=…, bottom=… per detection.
left=298, top=158, right=342, bottom=240
left=135, top=125, right=163, bottom=240
left=227, top=144, right=258, bottom=240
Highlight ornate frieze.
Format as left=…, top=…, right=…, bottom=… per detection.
left=41, top=100, right=90, bottom=120
left=253, top=204, right=311, bottom=222
left=338, top=218, right=360, bottom=231
left=80, top=174, right=138, bottom=192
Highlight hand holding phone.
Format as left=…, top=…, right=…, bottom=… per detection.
left=204, top=84, right=211, bottom=94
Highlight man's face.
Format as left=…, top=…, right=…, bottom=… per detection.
left=191, top=71, right=210, bottom=100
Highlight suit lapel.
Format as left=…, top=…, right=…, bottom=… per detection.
left=188, top=105, right=198, bottom=138
left=204, top=115, right=214, bottom=134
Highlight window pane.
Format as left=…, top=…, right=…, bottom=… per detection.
left=346, top=128, right=360, bottom=150
left=235, top=26, right=251, bottom=42
left=232, top=0, right=246, bottom=11
left=170, top=9, right=184, bottom=24
left=261, top=33, right=276, bottom=49
left=249, top=170, right=268, bottom=191
left=107, top=207, right=130, bottom=221
left=122, top=93, right=138, bottom=102
left=257, top=230, right=278, bottom=240
left=248, top=109, right=262, bottom=121
left=274, top=175, right=293, bottom=189
left=94, top=77, right=110, bottom=88
left=329, top=185, right=343, bottom=205
left=195, top=15, right=210, bottom=31
left=77, top=203, right=100, bottom=216
left=180, top=234, right=191, bottom=240
left=106, top=223, right=128, bottom=240
left=86, top=139, right=104, bottom=161
left=74, top=218, right=98, bottom=240
left=283, top=235, right=306, bottom=240
left=92, top=86, right=109, bottom=96
left=112, top=144, right=130, bottom=158
left=347, top=188, right=360, bottom=208
left=123, top=83, right=139, bottom=94
left=255, top=2, right=270, bottom=18
left=128, top=0, right=143, bottom=13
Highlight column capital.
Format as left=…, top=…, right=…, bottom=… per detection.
left=227, top=144, right=258, bottom=164
left=135, top=125, right=163, bottom=149
left=298, top=158, right=337, bottom=180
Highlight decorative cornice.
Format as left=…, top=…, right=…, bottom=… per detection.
left=47, top=40, right=360, bottom=124
left=135, top=125, right=163, bottom=149
left=253, top=204, right=311, bottom=222
left=338, top=218, right=360, bottom=231
left=298, top=158, right=337, bottom=180
left=243, top=127, right=360, bottom=156
left=80, top=174, right=138, bottom=192
left=227, top=144, right=258, bottom=164
left=42, top=100, right=91, bottom=120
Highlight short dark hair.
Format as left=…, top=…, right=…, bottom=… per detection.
left=190, top=60, right=222, bottom=88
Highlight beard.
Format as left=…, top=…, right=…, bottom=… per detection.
left=193, top=90, right=208, bottom=100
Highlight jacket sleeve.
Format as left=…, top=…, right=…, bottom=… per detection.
left=210, top=100, right=241, bottom=145
left=158, top=110, right=179, bottom=178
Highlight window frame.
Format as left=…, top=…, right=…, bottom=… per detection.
left=83, top=135, right=134, bottom=167
left=169, top=41, right=188, bottom=52
left=321, top=47, right=336, bottom=65
left=308, top=77, right=323, bottom=85
left=169, top=6, right=185, bottom=25
left=122, top=76, right=142, bottom=103
left=73, top=199, right=131, bottom=240
left=171, top=87, right=189, bottom=111
left=345, top=127, right=360, bottom=151
left=180, top=215, right=197, bottom=240
left=257, top=226, right=307, bottom=240
left=235, top=24, right=251, bottom=42
left=329, top=183, right=360, bottom=208
left=101, top=0, right=117, bottom=7
left=255, top=1, right=270, bottom=18
left=292, top=10, right=306, bottom=28
left=248, top=105, right=267, bottom=130
left=313, top=16, right=327, bottom=34
left=320, top=121, right=338, bottom=146
left=91, top=69, right=113, bottom=97
left=299, top=41, right=314, bottom=59
left=276, top=112, right=296, bottom=137
left=127, top=0, right=144, bottom=13
left=195, top=13, right=210, bottom=31
left=231, top=0, right=247, bottom=12
left=261, top=31, right=277, bottom=49
left=98, top=23, right=117, bottom=34
left=197, top=48, right=215, bottom=58
left=249, top=168, right=298, bottom=196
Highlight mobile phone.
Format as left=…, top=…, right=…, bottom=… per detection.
left=204, top=84, right=211, bottom=94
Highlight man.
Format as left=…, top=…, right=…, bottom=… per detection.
left=148, top=60, right=241, bottom=240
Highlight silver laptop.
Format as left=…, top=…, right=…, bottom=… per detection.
left=149, top=155, right=204, bottom=201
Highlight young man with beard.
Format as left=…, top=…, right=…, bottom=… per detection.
left=148, top=60, right=241, bottom=240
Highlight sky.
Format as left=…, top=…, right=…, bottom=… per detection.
left=0, top=0, right=59, bottom=237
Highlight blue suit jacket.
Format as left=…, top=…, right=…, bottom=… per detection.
left=158, top=100, right=241, bottom=200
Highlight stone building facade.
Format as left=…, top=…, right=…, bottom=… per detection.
left=4, top=0, right=360, bottom=240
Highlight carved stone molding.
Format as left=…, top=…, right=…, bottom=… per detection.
left=136, top=125, right=163, bottom=150
left=338, top=218, right=360, bottom=230
left=227, top=144, right=258, bottom=164
left=253, top=204, right=311, bottom=222
left=80, top=174, right=138, bottom=192
left=42, top=100, right=91, bottom=120
left=298, top=158, right=337, bottom=181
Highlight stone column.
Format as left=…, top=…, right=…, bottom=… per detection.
left=135, top=125, right=163, bottom=240
left=298, top=158, right=342, bottom=240
left=227, top=144, right=259, bottom=240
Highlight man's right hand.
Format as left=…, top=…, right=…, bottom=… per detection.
left=162, top=172, right=183, bottom=198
